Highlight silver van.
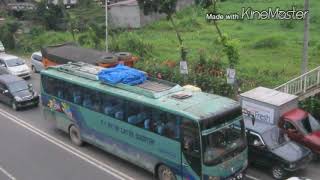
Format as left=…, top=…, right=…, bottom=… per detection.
left=0, top=41, right=5, bottom=53
left=31, top=51, right=44, bottom=73
left=0, top=54, right=31, bottom=79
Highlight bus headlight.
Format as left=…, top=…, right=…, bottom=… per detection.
left=208, top=176, right=220, bottom=180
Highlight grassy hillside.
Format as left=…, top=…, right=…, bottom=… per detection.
left=10, top=0, right=320, bottom=91
left=110, top=0, right=320, bottom=90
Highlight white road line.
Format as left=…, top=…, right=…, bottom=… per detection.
left=0, top=165, right=16, bottom=180
left=246, top=174, right=261, bottom=180
left=0, top=109, right=135, bottom=180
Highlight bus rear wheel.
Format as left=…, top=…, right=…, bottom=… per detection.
left=158, top=165, right=176, bottom=180
left=69, top=125, right=83, bottom=146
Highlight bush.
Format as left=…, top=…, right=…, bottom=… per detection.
left=109, top=33, right=153, bottom=57
left=299, top=96, right=320, bottom=119
left=253, top=35, right=285, bottom=49
left=178, top=16, right=201, bottom=32
left=280, top=19, right=297, bottom=29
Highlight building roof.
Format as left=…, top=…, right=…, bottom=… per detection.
left=41, top=43, right=117, bottom=65
left=42, top=64, right=241, bottom=121
left=240, top=86, right=298, bottom=107
left=282, top=108, right=307, bottom=122
left=0, top=74, right=22, bottom=84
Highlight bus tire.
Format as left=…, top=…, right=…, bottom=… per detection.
left=157, top=165, right=176, bottom=180
left=69, top=125, right=83, bottom=146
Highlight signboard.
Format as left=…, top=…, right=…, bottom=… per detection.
left=226, top=68, right=236, bottom=84
left=180, top=61, right=188, bottom=74
left=242, top=100, right=275, bottom=124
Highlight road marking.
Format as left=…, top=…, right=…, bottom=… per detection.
left=246, top=174, right=261, bottom=180
left=0, top=165, right=16, bottom=180
left=0, top=109, right=135, bottom=180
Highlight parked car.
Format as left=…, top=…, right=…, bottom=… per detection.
left=0, top=54, right=31, bottom=79
left=0, top=41, right=5, bottom=53
left=31, top=51, right=44, bottom=73
left=279, top=108, right=320, bottom=155
left=242, top=120, right=312, bottom=180
left=0, top=74, right=39, bottom=110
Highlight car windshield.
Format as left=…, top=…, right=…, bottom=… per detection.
left=202, top=119, right=246, bottom=165
left=296, top=114, right=320, bottom=134
left=6, top=58, right=25, bottom=67
left=8, top=80, right=28, bottom=93
left=261, top=127, right=287, bottom=150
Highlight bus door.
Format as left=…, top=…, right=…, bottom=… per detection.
left=181, top=121, right=202, bottom=180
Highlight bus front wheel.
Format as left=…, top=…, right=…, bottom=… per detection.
left=69, top=125, right=83, bottom=146
left=158, top=165, right=176, bottom=180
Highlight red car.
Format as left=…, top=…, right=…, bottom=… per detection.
left=278, top=108, right=320, bottom=154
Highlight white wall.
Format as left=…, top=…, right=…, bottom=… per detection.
left=109, top=4, right=141, bottom=28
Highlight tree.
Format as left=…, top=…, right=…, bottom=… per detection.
left=0, top=20, right=21, bottom=49
left=207, top=0, right=239, bottom=68
left=35, top=1, right=67, bottom=30
left=301, top=0, right=310, bottom=74
left=137, top=0, right=187, bottom=61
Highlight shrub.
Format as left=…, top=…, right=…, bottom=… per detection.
left=253, top=35, right=285, bottom=49
left=280, top=19, right=297, bottom=29
left=109, top=33, right=153, bottom=57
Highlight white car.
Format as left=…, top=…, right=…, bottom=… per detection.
left=0, top=41, right=5, bottom=53
left=0, top=54, right=31, bottom=79
left=31, top=51, right=44, bottom=73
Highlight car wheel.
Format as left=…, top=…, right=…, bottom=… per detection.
left=12, top=101, right=18, bottom=111
left=69, top=125, right=83, bottom=146
left=272, top=166, right=286, bottom=180
left=158, top=165, right=176, bottom=180
left=31, top=66, right=37, bottom=73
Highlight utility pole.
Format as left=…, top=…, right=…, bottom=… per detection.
left=105, top=0, right=108, bottom=52
left=301, top=0, right=310, bottom=74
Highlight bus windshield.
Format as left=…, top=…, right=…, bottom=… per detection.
left=202, top=119, right=246, bottom=165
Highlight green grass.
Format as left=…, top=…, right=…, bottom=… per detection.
left=109, top=0, right=320, bottom=90
left=15, top=0, right=320, bottom=91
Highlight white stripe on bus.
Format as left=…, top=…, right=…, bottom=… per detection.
left=0, top=109, right=135, bottom=180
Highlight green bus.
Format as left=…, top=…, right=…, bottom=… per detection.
left=40, top=62, right=248, bottom=180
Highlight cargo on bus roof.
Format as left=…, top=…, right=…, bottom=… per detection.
left=41, top=42, right=117, bottom=65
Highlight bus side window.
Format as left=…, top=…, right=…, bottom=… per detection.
left=42, top=76, right=56, bottom=96
left=72, top=85, right=82, bottom=105
left=111, top=98, right=125, bottom=121
left=126, top=102, right=150, bottom=127
left=152, top=110, right=167, bottom=135
left=165, top=114, right=181, bottom=140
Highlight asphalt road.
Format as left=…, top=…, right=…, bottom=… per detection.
left=0, top=72, right=319, bottom=180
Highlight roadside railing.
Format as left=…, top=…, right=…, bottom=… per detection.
left=274, top=66, right=320, bottom=95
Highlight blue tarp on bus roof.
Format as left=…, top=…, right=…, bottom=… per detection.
left=98, top=64, right=146, bottom=86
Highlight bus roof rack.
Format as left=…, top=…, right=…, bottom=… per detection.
left=55, top=62, right=183, bottom=99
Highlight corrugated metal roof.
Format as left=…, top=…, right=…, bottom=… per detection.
left=240, top=86, right=298, bottom=107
